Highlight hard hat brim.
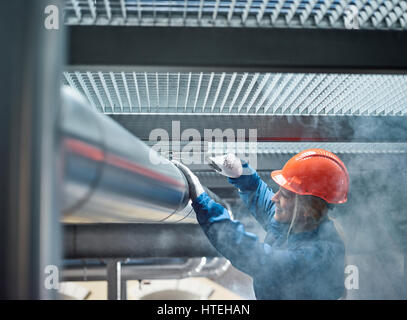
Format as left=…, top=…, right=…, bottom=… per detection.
left=270, top=170, right=347, bottom=204
left=270, top=170, right=300, bottom=196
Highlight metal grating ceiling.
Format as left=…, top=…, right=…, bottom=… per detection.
left=143, top=140, right=407, bottom=156
left=64, top=0, right=407, bottom=29
left=206, top=141, right=407, bottom=153
left=63, top=71, right=407, bottom=115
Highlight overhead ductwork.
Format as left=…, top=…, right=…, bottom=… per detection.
left=61, top=85, right=192, bottom=223
left=60, top=86, right=233, bottom=224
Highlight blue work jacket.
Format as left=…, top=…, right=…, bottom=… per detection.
left=192, top=163, right=345, bottom=300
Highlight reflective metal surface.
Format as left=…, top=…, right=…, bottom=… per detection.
left=61, top=86, right=191, bottom=223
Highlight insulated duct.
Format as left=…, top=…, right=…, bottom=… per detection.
left=61, top=86, right=192, bottom=223
left=60, top=86, right=232, bottom=224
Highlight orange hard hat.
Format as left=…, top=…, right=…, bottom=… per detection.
left=270, top=149, right=349, bottom=204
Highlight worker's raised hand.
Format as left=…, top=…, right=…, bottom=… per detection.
left=207, top=153, right=243, bottom=178
left=172, top=160, right=205, bottom=200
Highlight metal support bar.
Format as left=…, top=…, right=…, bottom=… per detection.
left=61, top=257, right=230, bottom=282
left=107, top=260, right=122, bottom=300
left=121, top=279, right=127, bottom=300
left=111, top=114, right=407, bottom=143
left=68, top=26, right=407, bottom=73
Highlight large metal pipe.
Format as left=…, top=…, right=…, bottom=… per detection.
left=61, top=86, right=192, bottom=223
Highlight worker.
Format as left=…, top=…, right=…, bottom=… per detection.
left=172, top=149, right=349, bottom=300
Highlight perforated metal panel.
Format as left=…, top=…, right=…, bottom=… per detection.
left=63, top=71, right=407, bottom=115
left=207, top=141, right=407, bottom=153
left=64, top=0, right=407, bottom=29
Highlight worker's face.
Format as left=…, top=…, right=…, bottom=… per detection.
left=271, top=187, right=296, bottom=223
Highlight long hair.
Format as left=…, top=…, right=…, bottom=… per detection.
left=287, top=194, right=348, bottom=299
left=290, top=194, right=347, bottom=247
left=289, top=194, right=329, bottom=234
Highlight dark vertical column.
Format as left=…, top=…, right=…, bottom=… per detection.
left=107, top=260, right=122, bottom=300
left=0, top=0, right=64, bottom=299
left=121, top=279, right=127, bottom=300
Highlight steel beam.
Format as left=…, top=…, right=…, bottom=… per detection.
left=107, top=260, right=122, bottom=300
left=111, top=114, right=407, bottom=143
left=68, top=26, right=407, bottom=74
